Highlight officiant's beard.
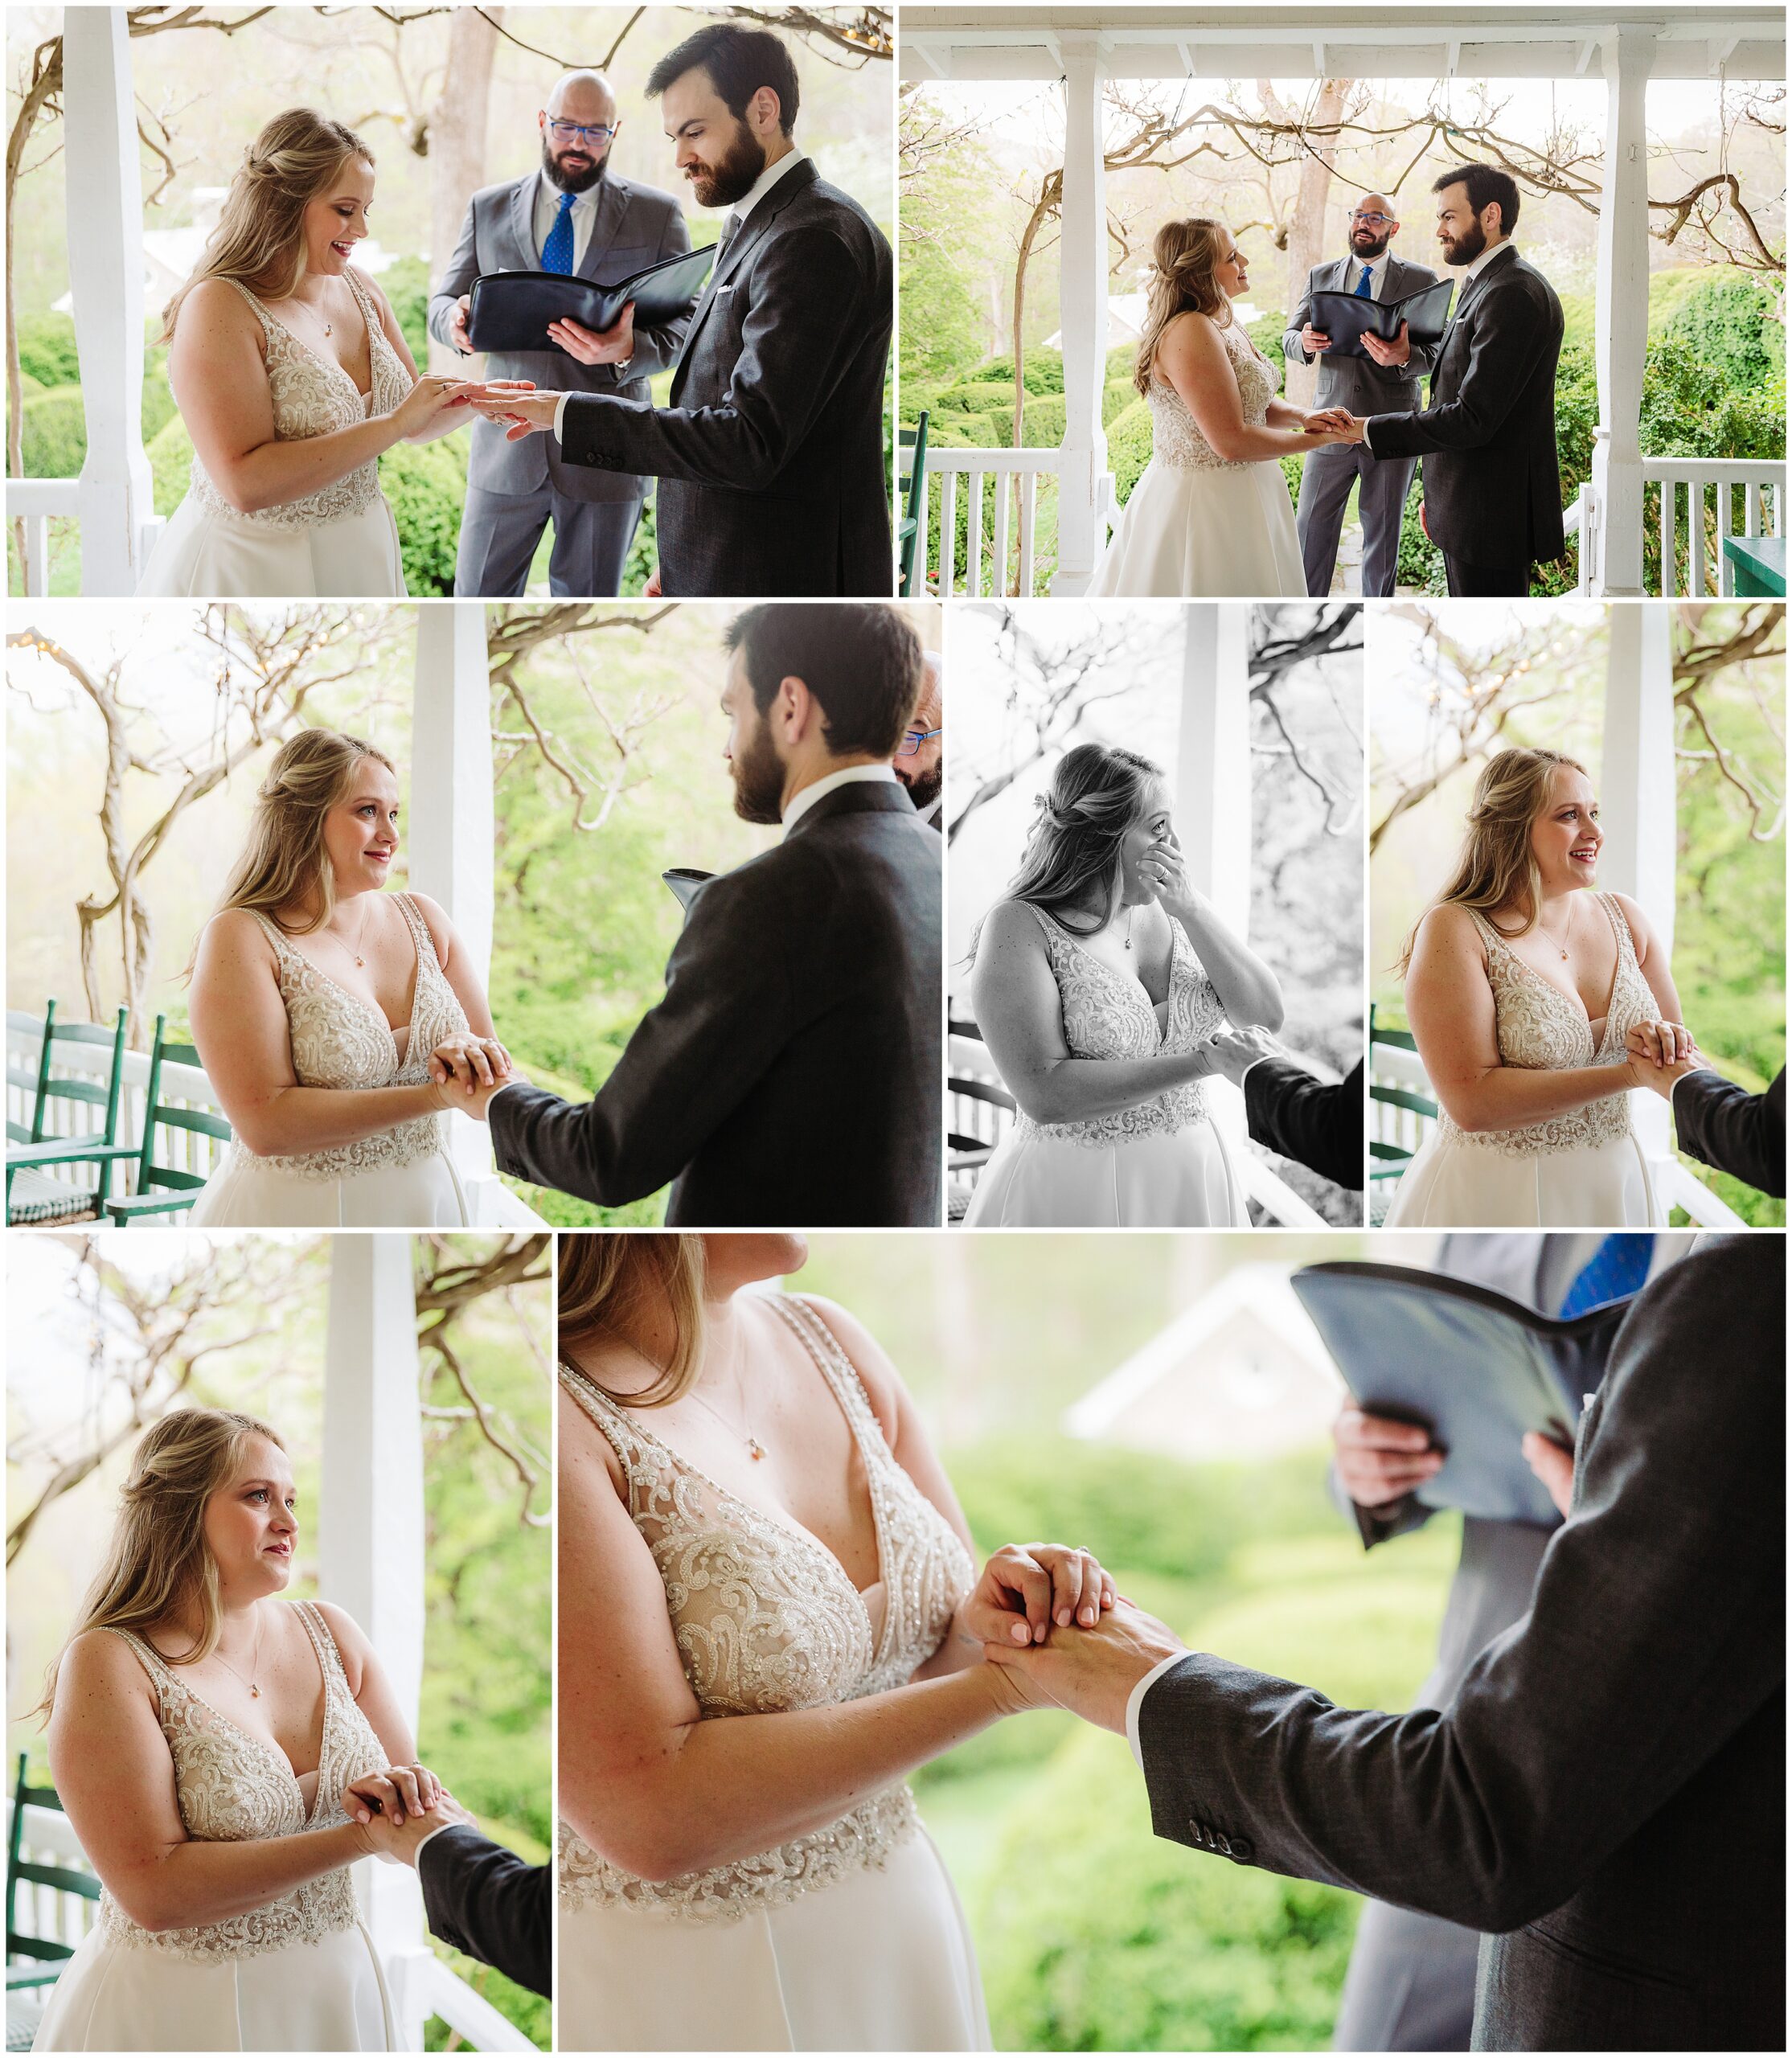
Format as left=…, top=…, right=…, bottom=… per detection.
left=898, top=763, right=943, bottom=810
left=688, top=122, right=769, bottom=210
left=730, top=715, right=787, bottom=825
left=543, top=141, right=609, bottom=195
left=1349, top=225, right=1392, bottom=260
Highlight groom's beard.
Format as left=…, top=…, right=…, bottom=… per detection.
left=898, top=761, right=942, bottom=811
left=542, top=140, right=608, bottom=195
left=730, top=716, right=788, bottom=826
left=1439, top=219, right=1488, bottom=267
left=687, top=121, right=769, bottom=209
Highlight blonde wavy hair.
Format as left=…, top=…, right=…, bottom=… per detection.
left=37, top=1409, right=286, bottom=1716
left=559, top=1234, right=709, bottom=1408
left=162, top=108, right=375, bottom=341
left=1397, top=746, right=1591, bottom=974
left=208, top=728, right=397, bottom=944
left=1134, top=217, right=1234, bottom=396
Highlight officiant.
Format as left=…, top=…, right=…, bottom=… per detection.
left=429, top=69, right=691, bottom=598
left=1284, top=194, right=1440, bottom=599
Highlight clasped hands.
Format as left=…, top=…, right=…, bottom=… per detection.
left=426, top=1035, right=527, bottom=1121
left=341, top=1761, right=476, bottom=1867
left=450, top=298, right=639, bottom=443
left=1623, top=1019, right=1704, bottom=1098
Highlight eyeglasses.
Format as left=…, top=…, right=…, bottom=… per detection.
left=895, top=727, right=942, bottom=757
left=546, top=119, right=617, bottom=145
left=1351, top=210, right=1395, bottom=227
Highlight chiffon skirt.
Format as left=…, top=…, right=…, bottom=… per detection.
left=964, top=1118, right=1247, bottom=1228
left=187, top=1145, right=468, bottom=1228
left=1088, top=457, right=1306, bottom=598
left=137, top=494, right=404, bottom=598
left=558, top=1827, right=990, bottom=2052
left=31, top=1919, right=392, bottom=2052
left=1382, top=1129, right=1660, bottom=1228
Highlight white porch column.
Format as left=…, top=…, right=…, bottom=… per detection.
left=1175, top=604, right=1253, bottom=937
left=321, top=1234, right=433, bottom=2040
left=410, top=603, right=498, bottom=1203
left=1601, top=604, right=1675, bottom=1168
left=1050, top=32, right=1109, bottom=596
left=63, top=10, right=155, bottom=596
left=1590, top=27, right=1655, bottom=598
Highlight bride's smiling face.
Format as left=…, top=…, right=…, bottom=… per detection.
left=203, top=1435, right=298, bottom=1599
left=1214, top=234, right=1249, bottom=299
left=702, top=1235, right=810, bottom=1299
left=302, top=156, right=376, bottom=279
left=1115, top=777, right=1176, bottom=907
left=1530, top=765, right=1602, bottom=894
left=323, top=758, right=400, bottom=900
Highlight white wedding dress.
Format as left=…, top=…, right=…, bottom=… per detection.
left=189, top=892, right=470, bottom=1228
left=34, top=1601, right=392, bottom=2053
left=558, top=1294, right=989, bottom=2053
left=1089, top=322, right=1306, bottom=598
left=965, top=904, right=1247, bottom=1227
left=1384, top=892, right=1662, bottom=1227
left=137, top=268, right=407, bottom=597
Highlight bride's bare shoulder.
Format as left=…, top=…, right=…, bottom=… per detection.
left=195, top=905, right=278, bottom=971
left=978, top=898, right=1048, bottom=951
left=55, top=1625, right=157, bottom=1703
left=787, top=1293, right=906, bottom=1442
left=1410, top=900, right=1487, bottom=966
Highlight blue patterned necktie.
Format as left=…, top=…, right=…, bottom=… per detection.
left=1558, top=1234, right=1655, bottom=1319
left=541, top=191, right=577, bottom=274
left=1354, top=264, right=1373, bottom=297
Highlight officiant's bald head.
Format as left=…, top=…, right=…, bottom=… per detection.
left=1348, top=192, right=1400, bottom=260
left=539, top=72, right=619, bottom=193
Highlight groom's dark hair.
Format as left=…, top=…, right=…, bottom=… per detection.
left=1434, top=162, right=1521, bottom=236
left=726, top=605, right=922, bottom=759
left=646, top=25, right=801, bottom=136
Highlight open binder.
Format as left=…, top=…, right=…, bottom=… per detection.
left=466, top=245, right=716, bottom=355
left=1310, top=279, right=1456, bottom=359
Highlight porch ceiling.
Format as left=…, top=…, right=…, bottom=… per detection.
left=900, top=6, right=1785, bottom=84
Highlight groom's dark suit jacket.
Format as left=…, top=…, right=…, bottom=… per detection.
left=416, top=1826, right=549, bottom=1999
left=489, top=781, right=941, bottom=1225
left=556, top=157, right=893, bottom=596
left=1366, top=242, right=1565, bottom=573
left=1138, top=1235, right=1785, bottom=2052
left=1672, top=1065, right=1785, bottom=1198
left=1241, top=1056, right=1362, bottom=1190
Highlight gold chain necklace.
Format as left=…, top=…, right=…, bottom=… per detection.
left=211, top=1609, right=265, bottom=1699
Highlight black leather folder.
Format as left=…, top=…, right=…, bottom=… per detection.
left=467, top=246, right=716, bottom=355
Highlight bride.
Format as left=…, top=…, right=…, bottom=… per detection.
left=138, top=109, right=513, bottom=598
left=186, top=728, right=512, bottom=1228
left=1384, top=746, right=1696, bottom=1227
left=557, top=1232, right=1117, bottom=2052
left=34, top=1408, right=447, bottom=2052
left=963, top=743, right=1281, bottom=1227
left=1089, top=218, right=1351, bottom=599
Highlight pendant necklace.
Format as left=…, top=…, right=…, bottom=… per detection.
left=687, top=1330, right=766, bottom=1460
left=214, top=1609, right=265, bottom=1699
left=1538, top=900, right=1573, bottom=961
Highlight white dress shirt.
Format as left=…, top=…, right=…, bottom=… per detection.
left=781, top=760, right=897, bottom=836
left=1127, top=1652, right=1192, bottom=1767
left=1339, top=245, right=1392, bottom=298
left=532, top=170, right=600, bottom=271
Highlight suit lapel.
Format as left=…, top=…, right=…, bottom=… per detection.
left=672, top=161, right=817, bottom=397
left=507, top=174, right=539, bottom=269
left=576, top=177, right=629, bottom=280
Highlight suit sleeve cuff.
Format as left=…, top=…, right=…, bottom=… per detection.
left=553, top=392, right=571, bottom=441
left=1362, top=416, right=1378, bottom=453
left=412, top=1823, right=454, bottom=1867
left=1127, top=1651, right=1193, bottom=1769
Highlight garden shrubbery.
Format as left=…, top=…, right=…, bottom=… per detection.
left=379, top=435, right=467, bottom=595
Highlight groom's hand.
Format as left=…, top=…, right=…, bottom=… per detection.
left=1206, top=1023, right=1288, bottom=1088
left=547, top=304, right=636, bottom=367
left=984, top=1603, right=1186, bottom=1734
left=468, top=390, right=561, bottom=441
left=363, top=1789, right=477, bottom=1869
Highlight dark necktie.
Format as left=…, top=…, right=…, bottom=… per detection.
left=541, top=192, right=576, bottom=274
left=1558, top=1235, right=1655, bottom=1319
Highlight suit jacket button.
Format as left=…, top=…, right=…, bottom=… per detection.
left=1213, top=1833, right=1233, bottom=1857
left=1229, top=1835, right=1254, bottom=1862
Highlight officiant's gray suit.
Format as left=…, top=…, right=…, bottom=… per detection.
left=1142, top=1232, right=1782, bottom=2052
left=428, top=171, right=690, bottom=596
left=1330, top=1233, right=1692, bottom=2052
left=1283, top=255, right=1440, bottom=597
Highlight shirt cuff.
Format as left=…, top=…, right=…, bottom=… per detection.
left=1362, top=415, right=1378, bottom=453
left=552, top=392, right=571, bottom=441
left=411, top=1822, right=456, bottom=1867
left=1126, top=1651, right=1191, bottom=1769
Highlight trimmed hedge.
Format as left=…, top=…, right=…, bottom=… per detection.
left=1103, top=375, right=1138, bottom=427
left=379, top=434, right=467, bottom=595
left=1661, top=273, right=1782, bottom=391
left=18, top=386, right=87, bottom=478
left=1107, top=398, right=1155, bottom=506
left=15, top=312, right=80, bottom=389
left=148, top=412, right=195, bottom=516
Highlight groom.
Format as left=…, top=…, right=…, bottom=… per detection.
left=457, top=604, right=941, bottom=1225
left=365, top=1790, right=548, bottom=1999
left=470, top=24, right=893, bottom=596
left=1338, top=165, right=1565, bottom=596
left=990, top=1235, right=1785, bottom=2051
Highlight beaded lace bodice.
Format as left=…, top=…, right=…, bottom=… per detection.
left=96, top=1601, right=384, bottom=1962
left=1434, top=892, right=1659, bottom=1156
left=1010, top=903, right=1226, bottom=1146
left=1147, top=320, right=1279, bottom=471
left=187, top=269, right=409, bottom=530
left=559, top=1293, right=974, bottom=1922
left=225, top=892, right=465, bottom=1180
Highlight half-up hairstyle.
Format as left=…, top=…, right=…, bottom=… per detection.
left=1396, top=746, right=1590, bottom=974
left=162, top=108, right=375, bottom=341
left=211, top=728, right=397, bottom=941
left=982, top=741, right=1164, bottom=947
left=1134, top=217, right=1234, bottom=395
left=559, top=1234, right=708, bottom=1408
left=38, top=1408, right=285, bottom=1715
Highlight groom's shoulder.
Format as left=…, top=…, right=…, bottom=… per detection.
left=1624, top=1235, right=1782, bottom=1380
left=782, top=172, right=887, bottom=254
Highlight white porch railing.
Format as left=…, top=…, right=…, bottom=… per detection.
left=6, top=1020, right=547, bottom=1228
left=1565, top=461, right=1784, bottom=596
left=3, top=1797, right=535, bottom=2052
left=5, top=478, right=165, bottom=597
left=921, top=447, right=1061, bottom=597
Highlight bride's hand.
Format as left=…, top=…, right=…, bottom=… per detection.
left=392, top=373, right=480, bottom=439
left=342, top=1761, right=442, bottom=1832
left=429, top=1034, right=513, bottom=1094
left=961, top=1542, right=1118, bottom=1650
left=1137, top=833, right=1195, bottom=910
left=1626, top=1019, right=1695, bottom=1069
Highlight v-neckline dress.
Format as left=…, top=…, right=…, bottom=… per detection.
left=31, top=1601, right=395, bottom=2052
left=965, top=902, right=1247, bottom=1226
left=187, top=892, right=471, bottom=1228
left=1384, top=892, right=1662, bottom=1227
left=137, top=267, right=410, bottom=599
left=556, top=1292, right=989, bottom=2052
